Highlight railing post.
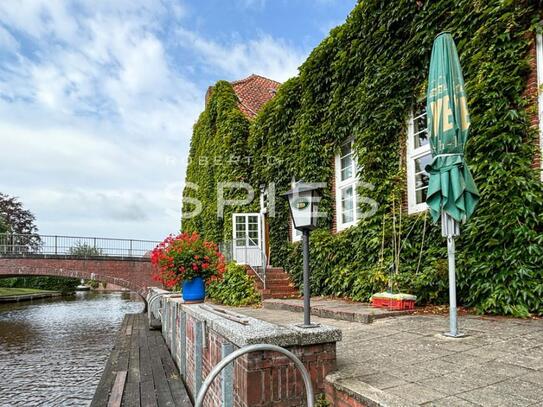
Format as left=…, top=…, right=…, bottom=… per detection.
left=54, top=235, right=58, bottom=255
left=129, top=239, right=133, bottom=257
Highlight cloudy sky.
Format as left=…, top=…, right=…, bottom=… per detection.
left=0, top=0, right=355, bottom=241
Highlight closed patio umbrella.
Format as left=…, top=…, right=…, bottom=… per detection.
left=425, top=32, right=479, bottom=337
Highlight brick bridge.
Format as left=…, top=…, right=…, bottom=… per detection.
left=0, top=234, right=159, bottom=299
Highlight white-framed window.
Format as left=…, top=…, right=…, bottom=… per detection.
left=537, top=31, right=543, bottom=181
left=335, top=139, right=359, bottom=231
left=407, top=102, right=432, bottom=214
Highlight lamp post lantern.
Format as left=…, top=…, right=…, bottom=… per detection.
left=283, top=180, right=322, bottom=328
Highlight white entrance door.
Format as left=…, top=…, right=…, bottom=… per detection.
left=232, top=213, right=261, bottom=267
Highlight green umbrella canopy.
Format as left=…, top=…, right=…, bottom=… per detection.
left=425, top=32, right=479, bottom=223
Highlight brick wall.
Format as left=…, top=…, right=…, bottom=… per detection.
left=524, top=35, right=541, bottom=172
left=161, top=299, right=339, bottom=407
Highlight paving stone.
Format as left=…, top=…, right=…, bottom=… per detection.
left=492, top=377, right=543, bottom=403
left=496, top=347, right=543, bottom=371
left=465, top=360, right=534, bottom=379
left=460, top=384, right=534, bottom=406
left=419, top=372, right=490, bottom=395
left=422, top=396, right=480, bottom=406
left=386, top=383, right=448, bottom=404
left=521, top=371, right=543, bottom=386
left=461, top=346, right=510, bottom=361
left=356, top=372, right=410, bottom=390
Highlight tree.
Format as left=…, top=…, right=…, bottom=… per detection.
left=0, top=193, right=39, bottom=234
left=0, top=193, right=41, bottom=253
left=0, top=218, right=7, bottom=234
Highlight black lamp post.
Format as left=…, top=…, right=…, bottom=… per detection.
left=283, top=181, right=322, bottom=328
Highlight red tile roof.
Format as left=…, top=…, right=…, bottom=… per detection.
left=231, top=74, right=281, bottom=118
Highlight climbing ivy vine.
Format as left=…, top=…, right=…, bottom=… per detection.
left=183, top=0, right=543, bottom=316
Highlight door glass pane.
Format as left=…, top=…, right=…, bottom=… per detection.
left=248, top=231, right=259, bottom=245
left=233, top=214, right=260, bottom=247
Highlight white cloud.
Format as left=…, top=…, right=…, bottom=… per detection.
left=0, top=0, right=313, bottom=239
left=0, top=1, right=196, bottom=239
left=177, top=29, right=306, bottom=82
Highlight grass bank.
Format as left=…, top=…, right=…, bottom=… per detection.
left=0, top=287, right=63, bottom=302
left=0, top=287, right=55, bottom=297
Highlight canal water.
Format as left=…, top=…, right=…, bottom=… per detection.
left=0, top=291, right=144, bottom=406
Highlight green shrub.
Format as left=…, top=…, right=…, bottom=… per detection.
left=207, top=263, right=261, bottom=306
left=68, top=242, right=103, bottom=256
left=0, top=276, right=79, bottom=292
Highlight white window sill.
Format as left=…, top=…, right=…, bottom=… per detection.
left=408, top=202, right=428, bottom=215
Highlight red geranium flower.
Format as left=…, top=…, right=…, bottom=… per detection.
left=150, top=232, right=226, bottom=289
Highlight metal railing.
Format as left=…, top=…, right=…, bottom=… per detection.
left=0, top=233, right=159, bottom=258
left=194, top=344, right=314, bottom=407
left=219, top=238, right=267, bottom=289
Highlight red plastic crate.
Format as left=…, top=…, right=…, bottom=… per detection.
left=371, top=297, right=415, bottom=310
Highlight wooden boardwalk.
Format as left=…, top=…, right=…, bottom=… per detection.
left=91, top=313, right=192, bottom=407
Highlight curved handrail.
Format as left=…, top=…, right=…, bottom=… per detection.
left=194, top=343, right=314, bottom=407
left=147, top=291, right=169, bottom=319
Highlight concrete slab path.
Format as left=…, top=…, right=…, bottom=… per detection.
left=226, top=305, right=543, bottom=406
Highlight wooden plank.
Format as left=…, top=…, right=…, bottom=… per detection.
left=139, top=323, right=154, bottom=386
left=121, top=382, right=140, bottom=407
left=141, top=380, right=158, bottom=407
left=123, top=315, right=141, bottom=407
left=128, top=318, right=141, bottom=384
left=92, top=313, right=191, bottom=407
left=107, top=370, right=128, bottom=407
left=148, top=334, right=177, bottom=407
left=91, top=339, right=123, bottom=406
left=157, top=336, right=191, bottom=407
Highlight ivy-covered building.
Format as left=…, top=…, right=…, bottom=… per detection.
left=182, top=0, right=543, bottom=316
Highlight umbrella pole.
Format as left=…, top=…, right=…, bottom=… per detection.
left=442, top=211, right=464, bottom=338
left=447, top=234, right=458, bottom=336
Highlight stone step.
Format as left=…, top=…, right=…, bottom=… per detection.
left=254, top=279, right=294, bottom=287
left=264, top=273, right=292, bottom=280
left=246, top=265, right=299, bottom=300
left=262, top=291, right=300, bottom=300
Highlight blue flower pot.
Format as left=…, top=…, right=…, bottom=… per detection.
left=182, top=276, right=205, bottom=303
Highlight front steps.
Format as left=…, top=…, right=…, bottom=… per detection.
left=246, top=266, right=300, bottom=299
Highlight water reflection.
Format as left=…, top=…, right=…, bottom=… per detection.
left=0, top=291, right=144, bottom=406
